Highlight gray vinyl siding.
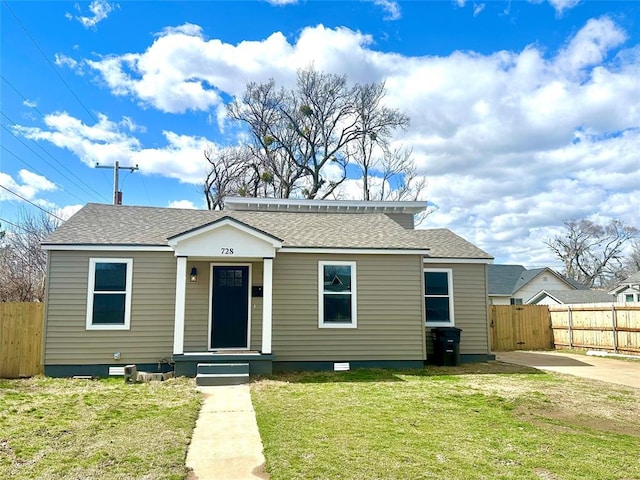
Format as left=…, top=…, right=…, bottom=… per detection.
left=45, top=250, right=176, bottom=365
left=424, top=262, right=489, bottom=354
left=183, top=260, right=263, bottom=352
left=271, top=253, right=425, bottom=361
left=250, top=262, right=263, bottom=351
left=184, top=260, right=210, bottom=351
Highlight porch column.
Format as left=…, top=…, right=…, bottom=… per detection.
left=261, top=257, right=273, bottom=354
left=173, top=256, right=187, bottom=355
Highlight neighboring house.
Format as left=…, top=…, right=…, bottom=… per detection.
left=526, top=289, right=615, bottom=305
left=609, top=272, right=640, bottom=303
left=488, top=264, right=587, bottom=305
left=41, top=198, right=494, bottom=379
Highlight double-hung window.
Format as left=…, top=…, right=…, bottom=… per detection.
left=319, top=261, right=357, bottom=328
left=424, top=268, right=454, bottom=326
left=86, top=258, right=133, bottom=330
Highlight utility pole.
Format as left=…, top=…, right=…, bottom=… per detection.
left=95, top=161, right=139, bottom=205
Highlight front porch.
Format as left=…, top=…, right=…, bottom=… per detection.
left=168, top=217, right=282, bottom=382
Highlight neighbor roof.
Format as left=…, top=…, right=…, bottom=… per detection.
left=609, top=271, right=640, bottom=294
left=527, top=289, right=615, bottom=305
left=43, top=203, right=492, bottom=259
left=487, top=264, right=587, bottom=296
left=619, top=271, right=640, bottom=285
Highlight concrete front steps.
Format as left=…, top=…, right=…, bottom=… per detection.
left=195, top=362, right=250, bottom=386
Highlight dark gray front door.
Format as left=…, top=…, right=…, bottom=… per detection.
left=211, top=265, right=249, bottom=349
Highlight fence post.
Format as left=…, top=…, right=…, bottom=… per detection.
left=568, top=305, right=573, bottom=350
left=612, top=304, right=618, bottom=354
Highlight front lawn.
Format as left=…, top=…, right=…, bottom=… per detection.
left=252, top=363, right=640, bottom=480
left=0, top=376, right=201, bottom=480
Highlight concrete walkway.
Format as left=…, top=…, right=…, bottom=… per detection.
left=496, top=351, right=640, bottom=389
left=186, top=384, right=269, bottom=480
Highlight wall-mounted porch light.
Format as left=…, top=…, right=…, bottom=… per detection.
left=190, top=267, right=198, bottom=283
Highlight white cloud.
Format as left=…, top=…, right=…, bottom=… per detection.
left=54, top=53, right=81, bottom=71
left=265, top=0, right=298, bottom=5
left=14, top=113, right=214, bottom=185
left=373, top=0, right=401, bottom=21
left=22, top=99, right=38, bottom=108
left=473, top=3, right=485, bottom=16
left=68, top=0, right=118, bottom=29
left=0, top=170, right=57, bottom=202
left=56, top=204, right=83, bottom=220
left=168, top=200, right=198, bottom=209
left=546, top=0, right=580, bottom=15
left=555, top=17, right=626, bottom=73
left=21, top=17, right=640, bottom=266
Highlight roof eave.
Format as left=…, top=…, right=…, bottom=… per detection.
left=224, top=196, right=427, bottom=214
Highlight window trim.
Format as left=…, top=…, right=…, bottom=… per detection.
left=86, top=258, right=133, bottom=330
left=424, top=268, right=455, bottom=327
left=318, top=261, right=357, bottom=329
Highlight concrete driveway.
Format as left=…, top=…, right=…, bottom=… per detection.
left=496, top=351, right=640, bottom=389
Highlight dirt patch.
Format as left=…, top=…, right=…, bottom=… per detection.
left=516, top=405, right=639, bottom=436
left=462, top=368, right=640, bottom=437
left=534, top=467, right=559, bottom=480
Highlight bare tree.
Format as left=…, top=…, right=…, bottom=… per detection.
left=626, top=240, right=640, bottom=273
left=546, top=219, right=639, bottom=288
left=0, top=210, right=60, bottom=302
left=224, top=66, right=412, bottom=201
left=203, top=146, right=262, bottom=210
left=616, top=239, right=640, bottom=281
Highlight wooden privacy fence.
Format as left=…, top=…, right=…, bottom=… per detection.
left=549, top=304, right=640, bottom=355
left=0, top=302, right=44, bottom=378
left=490, top=305, right=553, bottom=351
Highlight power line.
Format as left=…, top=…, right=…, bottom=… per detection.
left=0, top=78, right=110, bottom=200
left=1, top=113, right=110, bottom=202
left=0, top=184, right=65, bottom=221
left=0, top=143, right=88, bottom=205
left=2, top=0, right=98, bottom=124
left=0, top=216, right=26, bottom=232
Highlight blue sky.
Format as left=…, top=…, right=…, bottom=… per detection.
left=1, top=0, right=638, bottom=267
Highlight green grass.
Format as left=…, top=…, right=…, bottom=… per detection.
left=0, top=376, right=201, bottom=480
left=251, top=362, right=640, bottom=480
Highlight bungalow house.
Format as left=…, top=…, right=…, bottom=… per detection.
left=41, top=198, right=494, bottom=383
left=488, top=264, right=587, bottom=305
left=609, top=272, right=640, bottom=303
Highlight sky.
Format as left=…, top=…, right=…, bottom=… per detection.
left=1, top=0, right=638, bottom=268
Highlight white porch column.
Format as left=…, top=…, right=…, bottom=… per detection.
left=261, top=257, right=273, bottom=354
left=173, top=256, right=187, bottom=355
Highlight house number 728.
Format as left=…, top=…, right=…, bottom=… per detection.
left=221, top=248, right=234, bottom=255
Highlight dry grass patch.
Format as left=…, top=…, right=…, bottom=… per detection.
left=0, top=376, right=201, bottom=480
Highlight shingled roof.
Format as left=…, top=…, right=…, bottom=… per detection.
left=527, top=289, right=615, bottom=305
left=487, top=264, right=587, bottom=296
left=414, top=229, right=492, bottom=259
left=43, top=203, right=492, bottom=259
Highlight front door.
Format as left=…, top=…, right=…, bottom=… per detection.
left=211, top=265, right=250, bottom=349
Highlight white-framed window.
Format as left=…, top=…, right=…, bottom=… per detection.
left=424, top=268, right=454, bottom=326
left=318, top=261, right=357, bottom=328
left=624, top=293, right=640, bottom=303
left=86, top=258, right=133, bottom=330
left=510, top=298, right=523, bottom=305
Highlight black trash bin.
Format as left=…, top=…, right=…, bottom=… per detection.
left=430, top=327, right=462, bottom=366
